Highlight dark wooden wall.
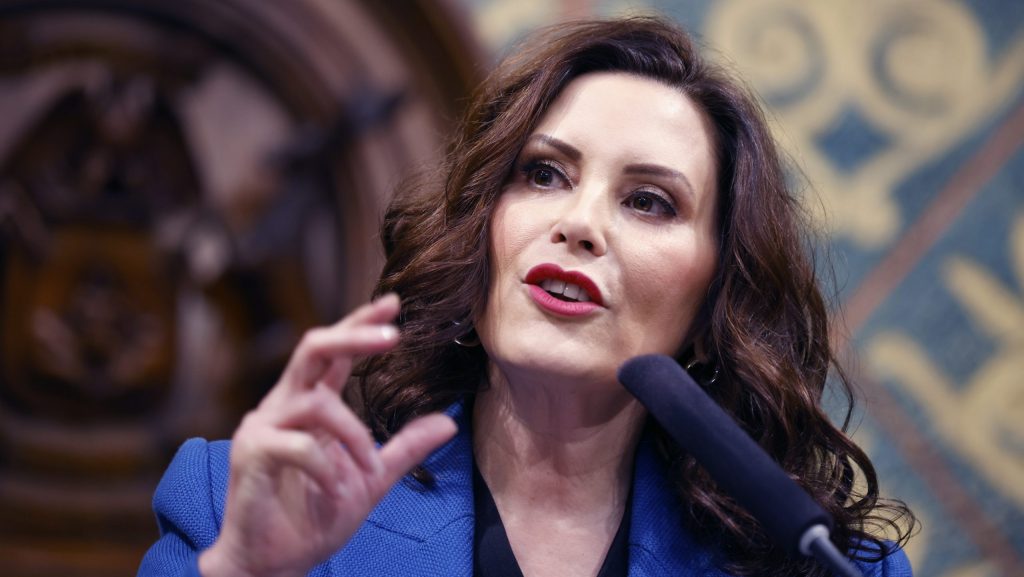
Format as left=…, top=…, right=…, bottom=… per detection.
left=0, top=1, right=482, bottom=574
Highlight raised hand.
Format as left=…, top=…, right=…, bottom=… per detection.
left=198, top=294, right=457, bottom=577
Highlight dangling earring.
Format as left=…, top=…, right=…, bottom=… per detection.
left=684, top=342, right=724, bottom=387
left=682, top=337, right=719, bottom=387
left=685, top=357, right=720, bottom=387
left=453, top=320, right=480, bottom=347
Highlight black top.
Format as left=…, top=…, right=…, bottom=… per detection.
left=472, top=463, right=631, bottom=577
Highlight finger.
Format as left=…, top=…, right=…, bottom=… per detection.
left=319, top=358, right=354, bottom=393
left=336, top=293, right=401, bottom=329
left=278, top=294, right=400, bottom=390
left=243, top=429, right=343, bottom=498
left=283, top=324, right=399, bottom=391
left=376, top=414, right=458, bottom=492
left=275, top=383, right=382, bottom=475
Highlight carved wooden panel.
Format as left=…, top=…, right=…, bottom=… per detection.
left=0, top=1, right=481, bottom=575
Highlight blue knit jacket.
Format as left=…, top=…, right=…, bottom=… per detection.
left=138, top=402, right=911, bottom=576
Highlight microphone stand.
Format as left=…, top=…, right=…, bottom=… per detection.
left=800, top=524, right=864, bottom=577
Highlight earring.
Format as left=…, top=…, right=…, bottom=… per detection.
left=453, top=320, right=480, bottom=347
left=685, top=357, right=720, bottom=387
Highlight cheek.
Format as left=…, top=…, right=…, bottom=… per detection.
left=621, top=238, right=717, bottom=351
left=488, top=198, right=542, bottom=281
left=481, top=198, right=538, bottom=333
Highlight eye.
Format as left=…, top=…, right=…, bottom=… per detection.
left=519, top=160, right=569, bottom=190
left=625, top=189, right=677, bottom=218
left=531, top=167, right=556, bottom=187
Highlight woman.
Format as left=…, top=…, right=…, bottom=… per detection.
left=139, top=17, right=915, bottom=577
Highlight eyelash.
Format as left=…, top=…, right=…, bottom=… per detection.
left=519, top=159, right=569, bottom=189
left=624, top=189, right=678, bottom=218
left=517, top=157, right=679, bottom=219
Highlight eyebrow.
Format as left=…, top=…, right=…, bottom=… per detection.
left=526, top=133, right=698, bottom=204
left=525, top=134, right=582, bottom=161
left=623, top=163, right=696, bottom=204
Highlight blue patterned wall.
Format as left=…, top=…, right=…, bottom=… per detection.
left=459, top=1, right=1024, bottom=576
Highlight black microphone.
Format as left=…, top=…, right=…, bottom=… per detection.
left=618, top=354, right=863, bottom=577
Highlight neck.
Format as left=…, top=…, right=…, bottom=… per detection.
left=472, top=362, right=647, bottom=520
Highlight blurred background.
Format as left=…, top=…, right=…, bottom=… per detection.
left=0, top=1, right=1020, bottom=576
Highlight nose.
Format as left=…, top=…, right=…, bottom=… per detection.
left=549, top=184, right=609, bottom=256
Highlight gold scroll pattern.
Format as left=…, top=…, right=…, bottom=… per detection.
left=706, top=0, right=1024, bottom=248
left=867, top=213, right=1024, bottom=508
left=854, top=428, right=1003, bottom=577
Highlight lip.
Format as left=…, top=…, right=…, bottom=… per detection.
left=524, top=263, right=604, bottom=316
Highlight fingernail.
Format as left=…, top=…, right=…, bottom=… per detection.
left=376, top=292, right=399, bottom=306
left=334, top=482, right=348, bottom=499
left=380, top=325, right=397, bottom=340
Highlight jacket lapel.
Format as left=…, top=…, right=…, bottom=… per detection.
left=627, top=431, right=728, bottom=576
left=329, top=402, right=475, bottom=577
left=331, top=403, right=731, bottom=577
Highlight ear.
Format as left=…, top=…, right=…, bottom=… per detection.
left=678, top=299, right=713, bottom=363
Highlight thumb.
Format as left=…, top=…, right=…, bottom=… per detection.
left=376, top=414, right=458, bottom=491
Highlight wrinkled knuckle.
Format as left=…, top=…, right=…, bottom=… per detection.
left=305, top=390, right=336, bottom=418
left=304, top=401, right=331, bottom=427
left=310, top=385, right=340, bottom=408
left=287, top=434, right=316, bottom=457
left=288, top=391, right=313, bottom=414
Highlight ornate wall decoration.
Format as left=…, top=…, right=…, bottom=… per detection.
left=868, top=213, right=1024, bottom=509
left=0, top=1, right=481, bottom=575
left=706, top=0, right=1024, bottom=248
left=699, top=1, right=1024, bottom=575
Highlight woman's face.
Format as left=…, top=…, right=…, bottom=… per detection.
left=476, top=72, right=719, bottom=389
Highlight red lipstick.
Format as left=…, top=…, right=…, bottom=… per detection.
left=524, top=263, right=604, bottom=316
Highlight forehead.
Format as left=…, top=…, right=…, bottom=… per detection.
left=531, top=72, right=717, bottom=191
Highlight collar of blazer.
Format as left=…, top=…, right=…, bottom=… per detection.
left=352, top=399, right=725, bottom=577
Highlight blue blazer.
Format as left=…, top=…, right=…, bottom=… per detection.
left=138, top=402, right=911, bottom=576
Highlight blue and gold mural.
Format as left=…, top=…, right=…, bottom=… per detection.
left=461, top=1, right=1024, bottom=576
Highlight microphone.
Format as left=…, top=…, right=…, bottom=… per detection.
left=618, top=354, right=863, bottom=577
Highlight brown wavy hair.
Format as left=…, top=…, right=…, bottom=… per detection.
left=357, top=16, right=915, bottom=577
